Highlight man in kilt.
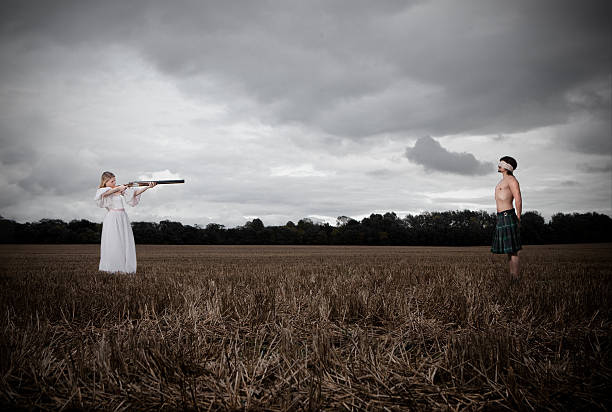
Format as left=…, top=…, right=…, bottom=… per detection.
left=492, top=156, right=522, bottom=279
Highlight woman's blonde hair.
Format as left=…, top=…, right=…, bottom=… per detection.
left=99, top=171, right=115, bottom=188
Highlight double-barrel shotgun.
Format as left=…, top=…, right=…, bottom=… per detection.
left=123, top=179, right=185, bottom=187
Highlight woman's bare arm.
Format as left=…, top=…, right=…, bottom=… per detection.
left=101, top=185, right=127, bottom=197
left=134, top=182, right=156, bottom=196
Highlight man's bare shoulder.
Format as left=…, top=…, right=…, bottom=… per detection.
left=507, top=175, right=520, bottom=187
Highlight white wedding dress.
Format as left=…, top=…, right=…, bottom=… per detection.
left=94, top=187, right=142, bottom=273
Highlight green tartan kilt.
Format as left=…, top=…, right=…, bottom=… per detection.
left=491, top=208, right=522, bottom=254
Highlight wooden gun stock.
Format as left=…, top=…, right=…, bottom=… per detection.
left=124, top=179, right=185, bottom=187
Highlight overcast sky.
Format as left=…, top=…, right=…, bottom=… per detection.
left=1, top=0, right=610, bottom=227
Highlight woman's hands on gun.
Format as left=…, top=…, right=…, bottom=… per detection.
left=135, top=181, right=156, bottom=196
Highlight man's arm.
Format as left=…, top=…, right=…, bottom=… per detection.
left=510, top=178, right=522, bottom=220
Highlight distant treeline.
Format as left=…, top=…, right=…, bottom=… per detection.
left=1, top=210, right=611, bottom=246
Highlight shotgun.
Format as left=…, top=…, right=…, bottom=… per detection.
left=123, top=179, right=185, bottom=187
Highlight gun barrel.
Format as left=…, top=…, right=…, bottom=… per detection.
left=127, top=179, right=185, bottom=186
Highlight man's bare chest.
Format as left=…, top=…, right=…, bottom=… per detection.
left=495, top=183, right=512, bottom=198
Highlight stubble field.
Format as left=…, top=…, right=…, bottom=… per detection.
left=0, top=244, right=611, bottom=410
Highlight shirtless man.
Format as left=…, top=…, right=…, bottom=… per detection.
left=492, top=156, right=522, bottom=279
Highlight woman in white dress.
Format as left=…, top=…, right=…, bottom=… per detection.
left=94, top=171, right=156, bottom=273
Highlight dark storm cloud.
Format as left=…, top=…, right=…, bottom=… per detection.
left=405, top=136, right=493, bottom=175
left=366, top=169, right=396, bottom=178
left=1, top=0, right=610, bottom=224
left=1, top=0, right=609, bottom=138
left=560, top=119, right=612, bottom=154
left=578, top=163, right=612, bottom=173
left=560, top=180, right=579, bottom=187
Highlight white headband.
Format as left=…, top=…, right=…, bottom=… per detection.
left=498, top=160, right=514, bottom=172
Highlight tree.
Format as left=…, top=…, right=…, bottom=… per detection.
left=3, top=210, right=610, bottom=245
left=246, top=218, right=264, bottom=231
left=0, top=217, right=17, bottom=243
left=336, top=216, right=352, bottom=226
left=521, top=211, right=547, bottom=244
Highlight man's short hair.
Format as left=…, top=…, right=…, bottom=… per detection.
left=500, top=156, right=517, bottom=175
